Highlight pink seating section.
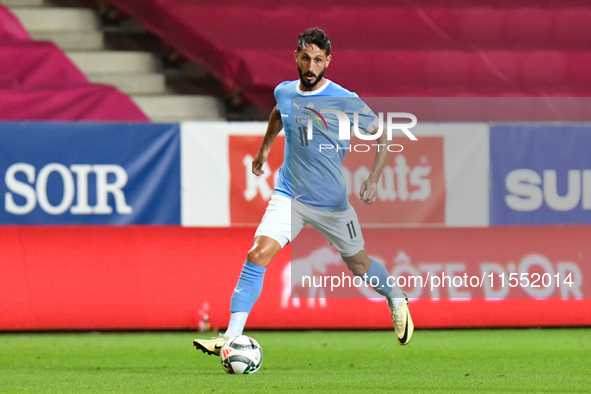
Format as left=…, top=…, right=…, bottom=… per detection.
left=107, top=0, right=591, bottom=111
left=0, top=4, right=30, bottom=41
left=0, top=5, right=148, bottom=121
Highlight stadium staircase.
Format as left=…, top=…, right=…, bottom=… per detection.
left=1, top=0, right=224, bottom=122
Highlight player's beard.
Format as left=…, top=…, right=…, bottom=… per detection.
left=298, top=66, right=325, bottom=89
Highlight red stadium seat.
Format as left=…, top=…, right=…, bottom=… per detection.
left=103, top=0, right=591, bottom=111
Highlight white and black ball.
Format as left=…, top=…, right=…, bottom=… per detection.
left=219, top=335, right=263, bottom=374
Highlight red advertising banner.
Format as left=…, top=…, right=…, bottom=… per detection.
left=229, top=135, right=285, bottom=225
left=228, top=135, right=445, bottom=225
left=0, top=226, right=589, bottom=331
left=291, top=226, right=589, bottom=301
left=343, top=136, right=445, bottom=224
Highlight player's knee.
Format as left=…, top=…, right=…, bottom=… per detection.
left=247, top=247, right=271, bottom=267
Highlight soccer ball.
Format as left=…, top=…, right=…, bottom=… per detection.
left=219, top=335, right=263, bottom=374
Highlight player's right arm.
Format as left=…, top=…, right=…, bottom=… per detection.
left=252, top=105, right=282, bottom=176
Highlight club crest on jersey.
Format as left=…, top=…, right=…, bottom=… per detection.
left=303, top=107, right=328, bottom=133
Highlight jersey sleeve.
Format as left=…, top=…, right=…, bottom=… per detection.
left=344, top=95, right=379, bottom=135
left=274, top=84, right=281, bottom=112
left=274, top=81, right=291, bottom=113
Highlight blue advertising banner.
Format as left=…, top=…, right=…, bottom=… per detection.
left=0, top=122, right=180, bottom=224
left=490, top=125, right=591, bottom=225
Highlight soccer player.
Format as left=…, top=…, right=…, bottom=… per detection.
left=194, top=27, right=413, bottom=355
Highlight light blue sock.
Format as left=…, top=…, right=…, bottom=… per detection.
left=226, top=261, right=266, bottom=338
left=230, top=260, right=266, bottom=313
left=365, top=258, right=394, bottom=297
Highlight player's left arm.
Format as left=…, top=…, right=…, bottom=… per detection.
left=359, top=127, right=389, bottom=204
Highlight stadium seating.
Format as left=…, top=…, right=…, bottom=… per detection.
left=0, top=1, right=29, bottom=41
left=104, top=0, right=591, bottom=112
left=0, top=3, right=148, bottom=121
left=3, top=0, right=226, bottom=122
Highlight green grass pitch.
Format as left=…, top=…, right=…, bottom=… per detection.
left=1, top=329, right=589, bottom=393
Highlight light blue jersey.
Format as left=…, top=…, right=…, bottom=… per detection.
left=273, top=79, right=378, bottom=211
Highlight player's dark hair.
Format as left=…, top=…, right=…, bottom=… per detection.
left=297, top=27, right=331, bottom=56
